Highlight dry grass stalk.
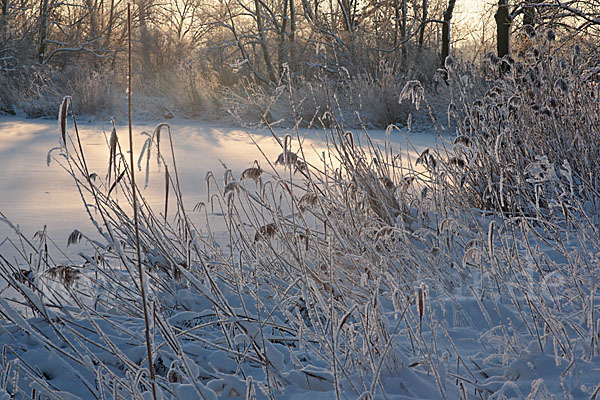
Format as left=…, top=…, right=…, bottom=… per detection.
left=254, top=223, right=278, bottom=242
left=46, top=265, right=81, bottom=287
left=67, top=229, right=82, bottom=247
left=58, top=96, right=70, bottom=147
left=241, top=166, right=263, bottom=183
left=127, top=4, right=157, bottom=399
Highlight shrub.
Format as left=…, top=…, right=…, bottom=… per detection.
left=438, top=29, right=600, bottom=216
left=3, top=65, right=122, bottom=118
left=225, top=60, right=445, bottom=129
left=136, top=60, right=222, bottom=119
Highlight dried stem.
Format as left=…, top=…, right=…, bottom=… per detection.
left=128, top=3, right=157, bottom=399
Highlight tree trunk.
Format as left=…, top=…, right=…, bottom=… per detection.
left=1, top=0, right=8, bottom=37
left=338, top=0, right=353, bottom=31
left=441, top=0, right=455, bottom=68
left=400, top=0, right=407, bottom=65
left=393, top=0, right=399, bottom=46
left=86, top=0, right=97, bottom=38
left=418, top=0, right=428, bottom=48
left=137, top=0, right=154, bottom=77
left=289, top=0, right=296, bottom=70
left=523, top=0, right=540, bottom=27
left=103, top=0, right=115, bottom=50
left=38, top=0, right=48, bottom=63
left=278, top=0, right=289, bottom=69
left=254, top=0, right=277, bottom=82
left=495, top=0, right=511, bottom=58
left=0, top=0, right=7, bottom=56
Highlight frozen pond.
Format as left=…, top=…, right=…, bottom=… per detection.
left=0, top=116, right=441, bottom=263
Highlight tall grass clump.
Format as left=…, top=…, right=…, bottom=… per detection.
left=419, top=28, right=600, bottom=397
left=439, top=29, right=600, bottom=215
left=225, top=58, right=443, bottom=129
left=1, top=65, right=122, bottom=118
left=135, top=60, right=221, bottom=120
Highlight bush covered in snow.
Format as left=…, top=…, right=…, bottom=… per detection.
left=440, top=30, right=600, bottom=216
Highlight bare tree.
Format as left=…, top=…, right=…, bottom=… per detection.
left=37, top=0, right=48, bottom=63
left=254, top=0, right=277, bottom=81
left=418, top=0, right=429, bottom=48
left=339, top=0, right=355, bottom=31
left=495, top=0, right=512, bottom=58
left=441, top=0, right=456, bottom=67
left=399, top=0, right=408, bottom=64
left=136, top=0, right=154, bottom=77
left=494, top=0, right=600, bottom=61
left=526, top=0, right=600, bottom=37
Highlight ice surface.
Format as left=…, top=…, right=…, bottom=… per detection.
left=0, top=117, right=437, bottom=264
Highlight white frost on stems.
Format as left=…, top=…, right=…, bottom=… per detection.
left=137, top=135, right=153, bottom=189
left=488, top=220, right=496, bottom=259
left=47, top=146, right=62, bottom=166
left=400, top=80, right=424, bottom=111
left=494, top=133, right=505, bottom=164
left=561, top=160, right=574, bottom=197
left=499, top=172, right=505, bottom=208
left=58, top=96, right=71, bottom=149
left=525, top=155, right=557, bottom=183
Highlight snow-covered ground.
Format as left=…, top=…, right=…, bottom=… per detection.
left=1, top=116, right=599, bottom=400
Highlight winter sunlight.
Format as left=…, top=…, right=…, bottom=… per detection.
left=1, top=0, right=599, bottom=398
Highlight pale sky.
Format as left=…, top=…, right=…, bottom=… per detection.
left=453, top=0, right=497, bottom=56
left=456, top=0, right=490, bottom=22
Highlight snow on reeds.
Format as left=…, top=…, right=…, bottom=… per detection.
left=1, top=32, right=600, bottom=399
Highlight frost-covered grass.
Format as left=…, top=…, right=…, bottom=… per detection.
left=1, top=34, right=600, bottom=399
left=224, top=59, right=449, bottom=130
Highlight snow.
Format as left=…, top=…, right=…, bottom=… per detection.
left=1, top=115, right=599, bottom=399
left=0, top=116, right=436, bottom=263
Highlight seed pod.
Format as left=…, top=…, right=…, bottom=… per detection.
left=509, top=95, right=522, bottom=109
left=241, top=166, right=262, bottom=183
left=554, top=78, right=569, bottom=95
left=445, top=55, right=456, bottom=71
left=523, top=24, right=536, bottom=39
left=416, top=283, right=427, bottom=333
left=453, top=135, right=472, bottom=147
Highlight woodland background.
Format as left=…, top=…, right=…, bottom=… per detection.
left=0, top=0, right=598, bottom=126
